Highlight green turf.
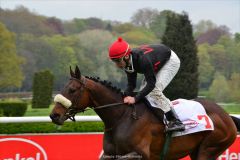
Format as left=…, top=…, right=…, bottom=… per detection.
left=219, top=103, right=240, bottom=114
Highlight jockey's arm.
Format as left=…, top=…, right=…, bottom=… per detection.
left=135, top=57, right=156, bottom=102
left=124, top=71, right=137, bottom=96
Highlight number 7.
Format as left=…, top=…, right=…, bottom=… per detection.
left=197, top=115, right=212, bottom=129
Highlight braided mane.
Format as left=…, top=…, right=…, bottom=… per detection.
left=86, top=76, right=123, bottom=96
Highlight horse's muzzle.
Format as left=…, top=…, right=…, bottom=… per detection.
left=50, top=113, right=65, bottom=125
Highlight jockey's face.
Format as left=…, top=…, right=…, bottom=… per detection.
left=111, top=56, right=128, bottom=69
left=112, top=55, right=129, bottom=69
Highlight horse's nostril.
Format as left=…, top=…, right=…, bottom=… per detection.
left=50, top=113, right=60, bottom=120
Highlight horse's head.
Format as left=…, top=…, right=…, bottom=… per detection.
left=50, top=66, right=92, bottom=125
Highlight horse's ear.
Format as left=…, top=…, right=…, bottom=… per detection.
left=70, top=66, right=75, bottom=78
left=75, top=65, right=81, bottom=79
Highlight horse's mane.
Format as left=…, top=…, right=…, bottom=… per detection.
left=86, top=76, right=123, bottom=96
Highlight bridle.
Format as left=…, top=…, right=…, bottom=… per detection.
left=64, top=76, right=124, bottom=122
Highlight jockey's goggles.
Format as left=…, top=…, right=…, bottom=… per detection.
left=111, top=57, right=124, bottom=63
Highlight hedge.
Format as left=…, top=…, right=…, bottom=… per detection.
left=0, top=102, right=28, bottom=117
left=32, top=70, right=54, bottom=108
left=0, top=122, right=104, bottom=134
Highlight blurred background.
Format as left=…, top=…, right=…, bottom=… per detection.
left=0, top=0, right=239, bottom=134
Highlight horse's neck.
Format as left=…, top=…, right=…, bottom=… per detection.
left=89, top=82, right=127, bottom=128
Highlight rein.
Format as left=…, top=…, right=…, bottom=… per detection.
left=93, top=102, right=125, bottom=110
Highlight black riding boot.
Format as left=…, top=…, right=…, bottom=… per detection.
left=165, top=109, right=185, bottom=132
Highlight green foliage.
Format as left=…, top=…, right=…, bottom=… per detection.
left=112, top=23, right=135, bottom=34
left=217, top=35, right=240, bottom=77
left=32, top=70, right=54, bottom=108
left=0, top=22, right=24, bottom=88
left=122, top=28, right=158, bottom=45
left=150, top=10, right=175, bottom=39
left=228, top=73, right=240, bottom=103
left=131, top=8, right=159, bottom=28
left=77, top=30, right=125, bottom=85
left=41, top=35, right=78, bottom=88
left=0, top=109, right=3, bottom=116
left=0, top=6, right=57, bottom=36
left=17, top=34, right=78, bottom=90
left=84, top=17, right=106, bottom=30
left=193, top=20, right=216, bottom=38
left=0, top=102, right=27, bottom=117
left=63, top=18, right=87, bottom=34
left=235, top=33, right=240, bottom=43
left=63, top=17, right=109, bottom=35
left=208, top=73, right=231, bottom=102
left=1, top=6, right=239, bottom=99
left=0, top=122, right=104, bottom=134
left=209, top=44, right=228, bottom=74
left=162, top=12, right=198, bottom=100
left=196, top=34, right=240, bottom=93
left=197, top=44, right=214, bottom=88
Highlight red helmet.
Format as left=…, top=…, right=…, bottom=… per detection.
left=108, top=37, right=131, bottom=59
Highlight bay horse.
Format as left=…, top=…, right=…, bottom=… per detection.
left=50, top=66, right=240, bottom=160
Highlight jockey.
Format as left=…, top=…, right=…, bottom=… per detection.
left=108, top=37, right=185, bottom=132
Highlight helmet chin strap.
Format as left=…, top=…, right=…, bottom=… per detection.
left=123, top=56, right=130, bottom=66
left=123, top=55, right=135, bottom=73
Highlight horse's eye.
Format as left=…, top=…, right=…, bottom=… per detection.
left=69, top=88, right=76, bottom=94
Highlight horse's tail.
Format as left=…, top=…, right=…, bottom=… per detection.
left=231, top=116, right=240, bottom=132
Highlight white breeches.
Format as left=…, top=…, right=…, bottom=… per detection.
left=140, top=50, right=180, bottom=113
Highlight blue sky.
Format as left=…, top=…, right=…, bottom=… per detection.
left=1, top=0, right=239, bottom=33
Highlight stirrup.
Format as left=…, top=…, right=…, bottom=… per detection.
left=165, top=121, right=185, bottom=132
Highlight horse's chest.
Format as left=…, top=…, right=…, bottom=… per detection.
left=104, top=129, right=134, bottom=154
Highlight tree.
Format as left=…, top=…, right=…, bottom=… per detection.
left=217, top=35, right=240, bottom=77
left=228, top=73, right=240, bottom=102
left=46, top=17, right=64, bottom=35
left=84, top=17, right=106, bottom=30
left=112, top=23, right=135, bottom=34
left=193, top=20, right=216, bottom=37
left=234, top=33, right=240, bottom=43
left=208, top=44, right=229, bottom=77
left=197, top=44, right=214, bottom=89
left=17, top=34, right=78, bottom=90
left=121, top=28, right=158, bottom=45
left=208, top=73, right=230, bottom=102
left=40, top=35, right=78, bottom=90
left=63, top=19, right=87, bottom=35
left=196, top=25, right=231, bottom=45
left=131, top=8, right=159, bottom=28
left=149, top=10, right=175, bottom=40
left=77, top=30, right=125, bottom=85
left=162, top=12, right=199, bottom=100
left=0, top=6, right=54, bottom=36
left=0, top=22, right=24, bottom=88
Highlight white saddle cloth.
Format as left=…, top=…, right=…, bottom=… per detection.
left=147, top=98, right=214, bottom=137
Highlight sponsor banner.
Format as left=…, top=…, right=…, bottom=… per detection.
left=0, top=134, right=239, bottom=160
left=0, top=134, right=103, bottom=160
